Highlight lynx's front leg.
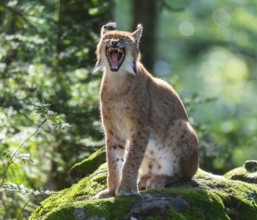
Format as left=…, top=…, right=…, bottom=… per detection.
left=97, top=132, right=125, bottom=198
left=116, top=128, right=149, bottom=196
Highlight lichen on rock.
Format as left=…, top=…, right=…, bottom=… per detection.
left=224, top=160, right=257, bottom=184
left=30, top=150, right=257, bottom=220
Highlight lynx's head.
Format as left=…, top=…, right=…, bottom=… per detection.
left=95, top=22, right=143, bottom=75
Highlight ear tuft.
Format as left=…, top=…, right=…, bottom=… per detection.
left=136, top=23, right=143, bottom=30
left=132, top=24, right=143, bottom=46
left=101, top=22, right=117, bottom=36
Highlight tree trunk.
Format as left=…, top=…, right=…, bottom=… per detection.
left=132, top=0, right=159, bottom=73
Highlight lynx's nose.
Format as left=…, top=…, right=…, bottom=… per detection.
left=111, top=41, right=118, bottom=47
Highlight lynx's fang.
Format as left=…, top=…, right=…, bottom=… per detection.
left=106, top=47, right=125, bottom=71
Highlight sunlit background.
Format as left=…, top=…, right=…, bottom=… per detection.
left=116, top=0, right=257, bottom=170
left=0, top=0, right=257, bottom=218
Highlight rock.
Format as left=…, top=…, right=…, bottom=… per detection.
left=30, top=151, right=257, bottom=220
left=244, top=160, right=257, bottom=172
left=69, top=148, right=106, bottom=182
left=224, top=160, right=257, bottom=184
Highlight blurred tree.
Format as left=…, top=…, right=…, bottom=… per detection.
left=47, top=0, right=115, bottom=190
left=132, top=0, right=158, bottom=73
left=0, top=0, right=114, bottom=218
left=131, top=0, right=188, bottom=73
left=117, top=0, right=257, bottom=174
left=155, top=0, right=257, bottom=173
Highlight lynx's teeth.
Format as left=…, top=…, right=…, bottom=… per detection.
left=107, top=48, right=124, bottom=55
left=106, top=47, right=126, bottom=71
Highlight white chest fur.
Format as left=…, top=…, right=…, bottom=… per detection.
left=139, top=138, right=175, bottom=178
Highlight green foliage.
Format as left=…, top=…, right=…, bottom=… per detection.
left=1, top=0, right=257, bottom=219
left=1, top=182, right=55, bottom=220
left=0, top=0, right=114, bottom=219
left=147, top=0, right=257, bottom=173
left=114, top=0, right=257, bottom=173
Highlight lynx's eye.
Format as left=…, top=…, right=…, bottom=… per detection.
left=105, top=47, right=125, bottom=72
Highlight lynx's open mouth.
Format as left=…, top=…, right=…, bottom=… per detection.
left=106, top=47, right=125, bottom=71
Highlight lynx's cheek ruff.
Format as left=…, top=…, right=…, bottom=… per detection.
left=106, top=47, right=125, bottom=71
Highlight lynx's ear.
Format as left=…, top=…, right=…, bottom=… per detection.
left=132, top=24, right=143, bottom=46
left=100, top=22, right=117, bottom=36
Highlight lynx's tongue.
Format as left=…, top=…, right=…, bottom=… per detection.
left=106, top=48, right=125, bottom=71
left=110, top=51, right=120, bottom=70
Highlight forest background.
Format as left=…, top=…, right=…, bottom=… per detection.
left=0, top=0, right=257, bottom=219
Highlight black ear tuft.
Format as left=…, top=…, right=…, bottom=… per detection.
left=104, top=22, right=117, bottom=30
left=101, top=22, right=117, bottom=36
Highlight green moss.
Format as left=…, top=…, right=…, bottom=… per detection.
left=159, top=187, right=229, bottom=219
left=86, top=196, right=139, bottom=219
left=145, top=208, right=186, bottom=220
left=37, top=196, right=139, bottom=220
left=224, top=160, right=257, bottom=185
left=30, top=162, right=257, bottom=220
left=225, top=167, right=257, bottom=184
left=42, top=205, right=76, bottom=220
left=30, top=164, right=107, bottom=219
left=69, top=148, right=106, bottom=181
left=168, top=211, right=187, bottom=220
left=198, top=171, right=257, bottom=219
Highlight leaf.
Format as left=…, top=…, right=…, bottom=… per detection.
left=1, top=183, right=55, bottom=197
left=14, top=152, right=34, bottom=163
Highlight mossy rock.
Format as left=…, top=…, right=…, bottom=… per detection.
left=224, top=160, right=257, bottom=184
left=30, top=151, right=257, bottom=220
left=69, top=148, right=106, bottom=182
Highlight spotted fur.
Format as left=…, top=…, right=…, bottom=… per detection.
left=95, top=23, right=199, bottom=198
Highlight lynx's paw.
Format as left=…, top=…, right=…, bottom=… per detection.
left=138, top=175, right=151, bottom=190
left=146, top=175, right=168, bottom=190
left=115, top=184, right=138, bottom=196
left=95, top=189, right=114, bottom=199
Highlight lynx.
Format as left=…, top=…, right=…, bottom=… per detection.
left=95, top=22, right=198, bottom=198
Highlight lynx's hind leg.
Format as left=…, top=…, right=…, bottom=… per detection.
left=166, top=120, right=199, bottom=181
left=138, top=174, right=151, bottom=190
left=146, top=175, right=182, bottom=189
left=138, top=138, right=178, bottom=190
left=139, top=120, right=198, bottom=190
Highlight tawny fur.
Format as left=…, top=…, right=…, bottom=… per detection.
left=95, top=23, right=199, bottom=198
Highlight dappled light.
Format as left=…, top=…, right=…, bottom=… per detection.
left=179, top=21, right=195, bottom=37
left=201, top=48, right=249, bottom=103
left=1, top=0, right=257, bottom=219
left=212, top=8, right=231, bottom=27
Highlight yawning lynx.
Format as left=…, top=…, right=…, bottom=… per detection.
left=95, top=22, right=199, bottom=198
